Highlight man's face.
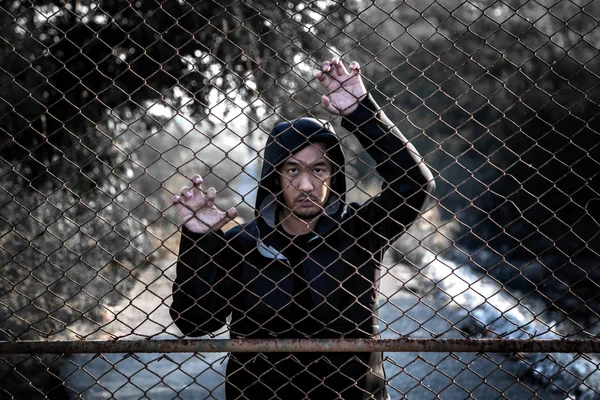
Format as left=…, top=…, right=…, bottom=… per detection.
left=278, top=142, right=333, bottom=220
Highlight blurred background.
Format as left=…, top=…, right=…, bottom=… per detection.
left=0, top=0, right=599, bottom=398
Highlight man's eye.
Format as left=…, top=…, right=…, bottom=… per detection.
left=288, top=168, right=298, bottom=174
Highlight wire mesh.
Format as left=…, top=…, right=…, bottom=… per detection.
left=0, top=0, right=599, bottom=398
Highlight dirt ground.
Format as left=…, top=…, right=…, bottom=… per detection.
left=61, top=251, right=600, bottom=399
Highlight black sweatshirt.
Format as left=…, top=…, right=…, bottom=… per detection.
left=275, top=217, right=321, bottom=338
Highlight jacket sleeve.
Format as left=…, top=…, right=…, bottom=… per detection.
left=169, top=226, right=242, bottom=337
left=341, top=94, right=436, bottom=250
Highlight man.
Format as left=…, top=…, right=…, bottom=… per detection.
left=170, top=58, right=435, bottom=399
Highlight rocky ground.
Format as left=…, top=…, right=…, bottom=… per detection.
left=60, top=250, right=600, bottom=399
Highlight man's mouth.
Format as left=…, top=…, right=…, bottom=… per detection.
left=298, top=198, right=316, bottom=206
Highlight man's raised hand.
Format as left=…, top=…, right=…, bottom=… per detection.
left=173, top=174, right=237, bottom=234
left=315, top=57, right=368, bottom=116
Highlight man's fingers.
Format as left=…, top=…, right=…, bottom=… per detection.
left=226, top=207, right=237, bottom=220
left=188, top=174, right=204, bottom=196
left=321, top=95, right=338, bottom=115
left=315, top=70, right=332, bottom=88
left=180, top=185, right=192, bottom=198
left=213, top=207, right=238, bottom=231
left=321, top=95, right=330, bottom=109
left=173, top=195, right=183, bottom=211
left=331, top=57, right=348, bottom=76
left=192, top=174, right=203, bottom=190
left=172, top=195, right=193, bottom=214
left=349, top=61, right=360, bottom=74
left=206, top=187, right=217, bottom=204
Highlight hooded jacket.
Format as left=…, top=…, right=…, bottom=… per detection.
left=170, top=94, right=436, bottom=399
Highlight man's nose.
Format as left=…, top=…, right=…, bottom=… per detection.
left=295, top=172, right=314, bottom=192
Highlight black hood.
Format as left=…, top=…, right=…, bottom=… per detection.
left=255, top=117, right=347, bottom=224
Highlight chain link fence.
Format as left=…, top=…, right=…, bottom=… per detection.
left=1, top=0, right=600, bottom=398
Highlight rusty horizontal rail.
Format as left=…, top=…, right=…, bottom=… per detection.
left=0, top=338, right=599, bottom=354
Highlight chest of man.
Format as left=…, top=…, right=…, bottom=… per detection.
left=230, top=231, right=381, bottom=337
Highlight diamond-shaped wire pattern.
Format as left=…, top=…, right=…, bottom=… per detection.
left=0, top=0, right=599, bottom=398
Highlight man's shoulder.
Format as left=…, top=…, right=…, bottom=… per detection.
left=339, top=200, right=379, bottom=225
left=344, top=201, right=363, bottom=215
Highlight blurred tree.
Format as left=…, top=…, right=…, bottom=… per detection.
left=333, top=0, right=600, bottom=321
left=338, top=0, right=600, bottom=258
left=0, top=1, right=357, bottom=397
left=0, top=0, right=351, bottom=186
